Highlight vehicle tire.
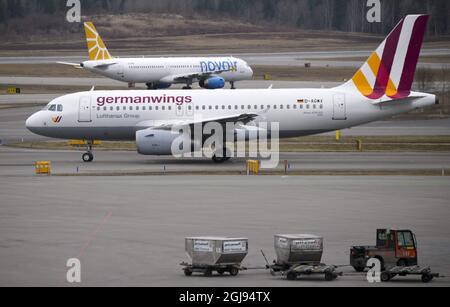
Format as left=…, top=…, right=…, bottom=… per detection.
left=286, top=271, right=297, bottom=281
left=325, top=272, right=335, bottom=282
left=421, top=274, right=433, bottom=283
left=217, top=269, right=225, bottom=276
left=353, top=266, right=365, bottom=272
left=204, top=269, right=213, bottom=277
left=184, top=269, right=193, bottom=277
left=380, top=271, right=392, bottom=282
left=229, top=267, right=239, bottom=276
left=82, top=153, right=93, bottom=163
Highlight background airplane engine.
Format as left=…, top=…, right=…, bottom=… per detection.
left=136, top=128, right=193, bottom=155
left=199, top=77, right=225, bottom=89
left=153, top=82, right=172, bottom=89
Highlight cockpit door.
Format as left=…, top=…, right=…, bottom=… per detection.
left=78, top=97, right=92, bottom=123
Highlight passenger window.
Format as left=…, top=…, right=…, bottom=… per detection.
left=215, top=106, right=219, bottom=110
left=143, top=106, right=146, bottom=111
left=222, top=105, right=225, bottom=110
left=273, top=105, right=277, bottom=110
left=261, top=105, right=264, bottom=110
left=155, top=106, right=159, bottom=111
left=293, top=104, right=297, bottom=109
left=97, top=107, right=101, bottom=111
left=202, top=106, right=206, bottom=110
left=300, top=104, right=303, bottom=109
left=306, top=105, right=310, bottom=109
left=129, top=106, right=133, bottom=111
left=195, top=106, right=199, bottom=111
left=241, top=105, right=245, bottom=110
left=136, top=106, right=140, bottom=111
left=57, top=105, right=63, bottom=112
left=123, top=106, right=127, bottom=110
left=162, top=106, right=165, bottom=111
left=209, top=106, right=212, bottom=110
left=320, top=105, right=323, bottom=109
left=149, top=106, right=152, bottom=111
left=110, top=107, right=113, bottom=111
left=168, top=106, right=172, bottom=111
left=103, top=107, right=107, bottom=111
left=280, top=105, right=284, bottom=109
left=287, top=105, right=290, bottom=109
left=313, top=104, right=316, bottom=109
left=267, top=105, right=271, bottom=109
left=254, top=105, right=258, bottom=110
left=228, top=106, right=232, bottom=110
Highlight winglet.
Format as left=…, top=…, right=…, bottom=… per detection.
left=84, top=22, right=113, bottom=61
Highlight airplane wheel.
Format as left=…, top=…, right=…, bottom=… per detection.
left=82, top=152, right=94, bottom=163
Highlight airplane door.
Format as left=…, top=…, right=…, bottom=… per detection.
left=78, top=97, right=92, bottom=123
left=332, top=94, right=347, bottom=120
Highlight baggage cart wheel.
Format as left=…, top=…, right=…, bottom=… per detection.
left=286, top=271, right=297, bottom=281
left=204, top=269, right=213, bottom=277
left=380, top=271, right=392, bottom=282
left=421, top=274, right=433, bottom=283
left=325, top=272, right=336, bottom=281
left=229, top=267, right=239, bottom=276
left=184, top=269, right=193, bottom=277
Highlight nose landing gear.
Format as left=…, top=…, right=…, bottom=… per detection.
left=82, top=141, right=94, bottom=163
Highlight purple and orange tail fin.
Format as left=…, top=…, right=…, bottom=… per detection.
left=344, top=15, right=429, bottom=100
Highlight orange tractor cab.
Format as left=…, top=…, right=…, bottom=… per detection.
left=350, top=229, right=418, bottom=272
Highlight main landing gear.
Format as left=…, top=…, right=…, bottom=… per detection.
left=82, top=141, right=94, bottom=163
left=230, top=81, right=236, bottom=90
left=182, top=81, right=193, bottom=90
left=212, top=148, right=232, bottom=163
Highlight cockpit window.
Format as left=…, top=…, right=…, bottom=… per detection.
left=57, top=105, right=63, bottom=112
left=48, top=105, right=56, bottom=111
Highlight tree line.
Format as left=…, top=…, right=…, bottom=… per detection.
left=0, top=0, right=448, bottom=35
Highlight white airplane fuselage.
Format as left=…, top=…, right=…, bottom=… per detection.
left=81, top=57, right=253, bottom=85
left=26, top=88, right=437, bottom=142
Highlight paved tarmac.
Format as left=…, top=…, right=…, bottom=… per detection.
left=0, top=49, right=448, bottom=68
left=0, top=174, right=449, bottom=287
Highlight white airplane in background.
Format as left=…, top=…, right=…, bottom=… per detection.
left=58, top=22, right=253, bottom=90
left=30, top=15, right=437, bottom=163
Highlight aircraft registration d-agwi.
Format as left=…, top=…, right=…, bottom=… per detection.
left=29, top=15, right=437, bottom=163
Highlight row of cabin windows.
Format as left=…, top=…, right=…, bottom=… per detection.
left=129, top=65, right=202, bottom=69
left=130, top=65, right=164, bottom=69
left=97, top=104, right=324, bottom=112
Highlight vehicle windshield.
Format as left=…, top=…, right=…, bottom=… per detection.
left=398, top=231, right=415, bottom=247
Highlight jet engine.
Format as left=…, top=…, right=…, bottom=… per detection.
left=199, top=77, right=225, bottom=89
left=136, top=128, right=194, bottom=156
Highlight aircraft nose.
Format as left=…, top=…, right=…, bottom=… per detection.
left=26, top=113, right=40, bottom=132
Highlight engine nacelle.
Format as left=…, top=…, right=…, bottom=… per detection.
left=199, top=77, right=225, bottom=89
left=154, top=82, right=172, bottom=89
left=136, top=128, right=193, bottom=156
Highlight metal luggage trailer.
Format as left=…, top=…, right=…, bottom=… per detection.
left=183, top=237, right=248, bottom=277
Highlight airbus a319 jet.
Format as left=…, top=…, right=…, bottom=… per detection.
left=29, top=15, right=437, bottom=163
left=58, top=22, right=254, bottom=90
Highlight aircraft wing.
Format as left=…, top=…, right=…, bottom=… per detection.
left=92, top=62, right=118, bottom=69
left=137, top=113, right=259, bottom=131
left=162, top=69, right=232, bottom=83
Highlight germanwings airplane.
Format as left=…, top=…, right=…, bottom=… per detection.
left=59, top=22, right=254, bottom=90
left=29, top=15, right=437, bottom=163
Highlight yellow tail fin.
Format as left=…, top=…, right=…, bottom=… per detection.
left=84, top=22, right=113, bottom=61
